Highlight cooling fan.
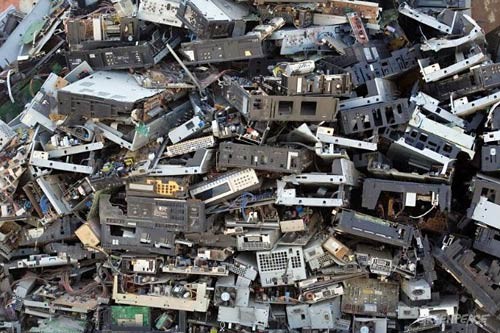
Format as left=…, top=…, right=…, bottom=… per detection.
left=213, top=286, right=237, bottom=307
left=353, top=320, right=376, bottom=333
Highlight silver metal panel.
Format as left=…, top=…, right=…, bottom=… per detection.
left=282, top=159, right=360, bottom=186
left=217, top=303, right=269, bottom=329
left=256, top=246, right=307, bottom=287
left=59, top=71, right=163, bottom=104
left=47, top=142, right=104, bottom=158
left=137, top=0, right=183, bottom=26
left=0, top=119, right=15, bottom=151
left=409, top=111, right=475, bottom=150
left=166, top=135, right=216, bottom=157
left=168, top=116, right=206, bottom=144
left=269, top=25, right=345, bottom=55
left=31, top=156, right=94, bottom=174
left=310, top=299, right=342, bottom=329
left=411, top=92, right=466, bottom=127
left=421, top=14, right=484, bottom=52
left=86, top=121, right=133, bottom=150
left=286, top=304, right=310, bottom=328
left=189, top=168, right=259, bottom=204
left=451, top=91, right=500, bottom=116
left=316, top=127, right=378, bottom=151
left=35, top=175, right=71, bottom=215
left=399, top=2, right=453, bottom=34
left=419, top=51, right=486, bottom=83
left=483, top=130, right=500, bottom=143
left=276, top=180, right=345, bottom=206
left=390, top=137, right=454, bottom=169
left=472, top=196, right=500, bottom=229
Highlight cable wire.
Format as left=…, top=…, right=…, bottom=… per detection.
left=6, top=69, right=14, bottom=103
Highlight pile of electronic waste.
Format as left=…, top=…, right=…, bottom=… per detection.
left=0, top=0, right=500, bottom=332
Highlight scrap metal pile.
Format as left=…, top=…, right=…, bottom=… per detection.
left=1, top=0, right=500, bottom=332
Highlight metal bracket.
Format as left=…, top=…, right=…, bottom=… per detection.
left=316, top=127, right=377, bottom=151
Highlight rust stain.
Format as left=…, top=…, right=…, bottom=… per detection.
left=0, top=0, right=19, bottom=11
left=472, top=0, right=500, bottom=34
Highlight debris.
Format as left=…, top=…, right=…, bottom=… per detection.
left=0, top=0, right=499, bottom=332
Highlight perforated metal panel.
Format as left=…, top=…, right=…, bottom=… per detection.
left=256, top=246, right=306, bottom=287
